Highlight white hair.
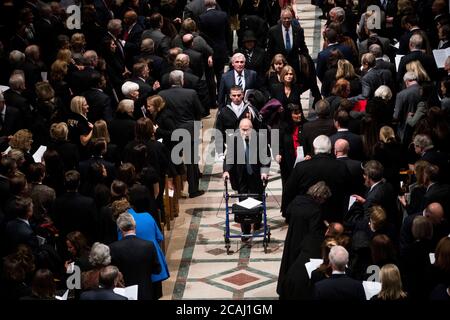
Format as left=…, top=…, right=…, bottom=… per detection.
left=89, top=242, right=111, bottom=267
left=403, top=71, right=417, bottom=82
left=329, top=245, right=349, bottom=271
left=374, top=85, right=392, bottom=101
left=313, top=135, right=332, bottom=154
left=121, top=81, right=139, bottom=96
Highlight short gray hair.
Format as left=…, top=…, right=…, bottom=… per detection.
left=330, top=7, right=345, bottom=21
left=374, top=85, right=392, bottom=101
left=107, top=19, right=122, bottom=33
left=368, top=44, right=382, bottom=58
left=329, top=245, right=349, bottom=271
left=313, top=135, right=332, bottom=154
left=409, top=33, right=423, bottom=49
left=231, top=52, right=245, bottom=64
left=89, top=242, right=111, bottom=267
left=9, top=73, right=25, bottom=90
left=9, top=50, right=25, bottom=64
left=169, top=70, right=184, bottom=86
left=413, top=134, right=433, bottom=149
left=117, top=99, right=134, bottom=114
left=117, top=212, right=136, bottom=232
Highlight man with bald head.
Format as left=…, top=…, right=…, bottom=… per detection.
left=400, top=202, right=449, bottom=254
left=335, top=139, right=364, bottom=195
left=122, top=10, right=144, bottom=67
left=182, top=33, right=204, bottom=79
left=223, top=118, right=270, bottom=241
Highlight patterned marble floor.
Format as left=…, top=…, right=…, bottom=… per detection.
left=161, top=0, right=324, bottom=300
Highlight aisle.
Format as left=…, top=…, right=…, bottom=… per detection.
left=161, top=1, right=324, bottom=300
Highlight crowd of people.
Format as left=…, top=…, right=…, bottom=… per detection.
left=0, top=0, right=449, bottom=301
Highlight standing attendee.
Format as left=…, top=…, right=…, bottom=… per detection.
left=371, top=264, right=408, bottom=301
left=217, top=53, right=258, bottom=109
left=276, top=103, right=307, bottom=187
left=110, top=212, right=161, bottom=300
left=313, top=245, right=366, bottom=300
left=223, top=118, right=270, bottom=241
left=80, top=265, right=127, bottom=300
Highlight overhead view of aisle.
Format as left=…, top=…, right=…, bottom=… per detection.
left=161, top=0, right=325, bottom=300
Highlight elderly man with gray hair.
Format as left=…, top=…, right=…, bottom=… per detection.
left=313, top=245, right=365, bottom=300
left=158, top=69, right=204, bottom=198
left=281, top=135, right=352, bottom=223
left=109, top=212, right=161, bottom=300
left=393, top=71, right=422, bottom=143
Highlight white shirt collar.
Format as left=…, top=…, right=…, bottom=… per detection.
left=332, top=270, right=346, bottom=275
left=369, top=180, right=382, bottom=192
left=17, top=218, right=30, bottom=226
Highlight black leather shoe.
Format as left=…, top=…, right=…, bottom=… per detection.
left=189, top=190, right=205, bottom=198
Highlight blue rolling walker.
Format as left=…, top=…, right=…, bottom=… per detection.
left=223, top=177, right=271, bottom=254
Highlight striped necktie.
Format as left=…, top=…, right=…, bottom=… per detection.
left=237, top=73, right=243, bottom=89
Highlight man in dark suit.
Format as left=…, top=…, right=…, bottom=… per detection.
left=420, top=162, right=450, bottom=218
left=313, top=245, right=365, bottom=300
left=234, top=30, right=267, bottom=88
left=109, top=212, right=161, bottom=300
left=397, top=33, right=439, bottom=83
left=282, top=135, right=351, bottom=222
left=51, top=170, right=97, bottom=243
left=217, top=53, right=258, bottom=109
left=130, top=61, right=160, bottom=100
left=4, top=197, right=39, bottom=254
left=215, top=85, right=262, bottom=157
left=82, top=72, right=113, bottom=123
left=122, top=10, right=144, bottom=69
left=350, top=53, right=393, bottom=103
left=159, top=70, right=204, bottom=198
left=134, top=38, right=165, bottom=81
left=330, top=110, right=364, bottom=161
left=369, top=44, right=396, bottom=80
left=142, top=13, right=171, bottom=59
left=335, top=139, right=364, bottom=195
left=198, top=0, right=232, bottom=87
left=223, top=118, right=270, bottom=241
left=0, top=91, right=22, bottom=150
left=316, top=28, right=353, bottom=81
left=301, top=100, right=336, bottom=156
left=3, top=73, right=32, bottom=129
left=68, top=54, right=101, bottom=96
left=352, top=160, right=400, bottom=228
left=358, top=30, right=392, bottom=57
left=267, top=8, right=310, bottom=76
left=80, top=266, right=128, bottom=300
left=182, top=34, right=205, bottom=80
left=413, top=134, right=450, bottom=182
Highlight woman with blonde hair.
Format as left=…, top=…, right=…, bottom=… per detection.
left=91, top=120, right=119, bottom=165
left=145, top=95, right=177, bottom=149
left=66, top=96, right=93, bottom=160
left=371, top=264, right=407, bottom=300
left=373, top=125, right=407, bottom=195
left=406, top=60, right=431, bottom=84
left=335, top=59, right=361, bottom=97
left=9, top=129, right=35, bottom=173
left=70, top=33, right=87, bottom=55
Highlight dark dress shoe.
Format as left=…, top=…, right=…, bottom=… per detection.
left=189, top=190, right=205, bottom=198
left=241, top=236, right=250, bottom=242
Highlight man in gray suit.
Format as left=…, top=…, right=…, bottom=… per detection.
left=349, top=53, right=392, bottom=102
left=142, top=13, right=171, bottom=58
left=393, top=71, right=422, bottom=143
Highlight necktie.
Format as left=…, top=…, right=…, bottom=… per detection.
left=237, top=73, right=243, bottom=89
left=123, top=30, right=129, bottom=41
left=285, top=28, right=291, bottom=52
left=245, top=138, right=253, bottom=175
left=246, top=50, right=252, bottom=64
